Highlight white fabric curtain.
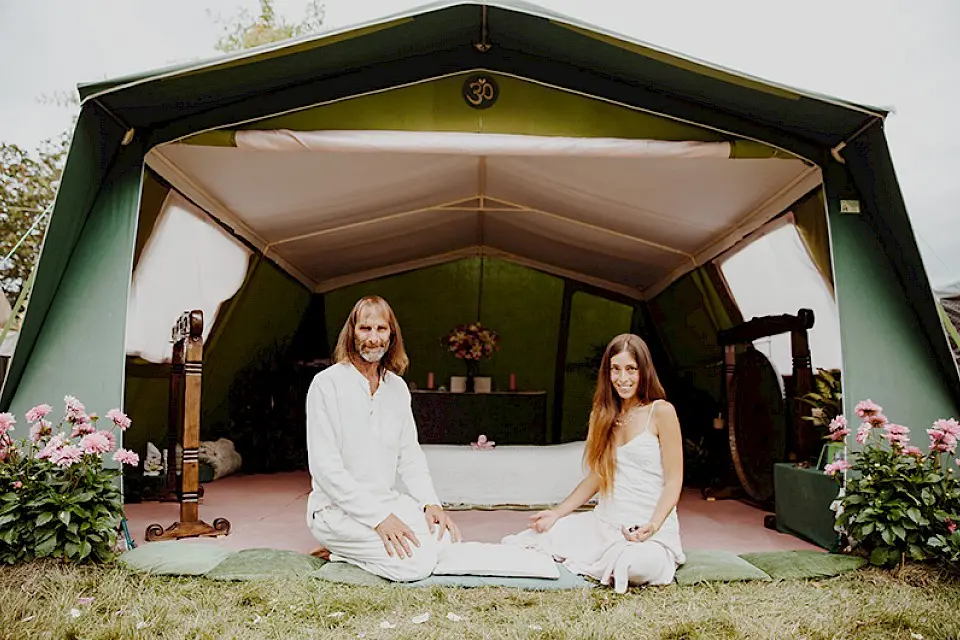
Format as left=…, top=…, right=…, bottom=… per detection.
left=235, top=129, right=732, bottom=159
left=720, top=221, right=842, bottom=373
left=125, top=191, right=251, bottom=363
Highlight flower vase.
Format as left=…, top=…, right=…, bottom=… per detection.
left=465, top=359, right=479, bottom=393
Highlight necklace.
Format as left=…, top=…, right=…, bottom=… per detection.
left=615, top=402, right=647, bottom=428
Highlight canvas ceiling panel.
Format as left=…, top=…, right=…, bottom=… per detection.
left=483, top=214, right=689, bottom=291
left=151, top=146, right=478, bottom=242
left=486, top=156, right=813, bottom=254
left=278, top=212, right=478, bottom=284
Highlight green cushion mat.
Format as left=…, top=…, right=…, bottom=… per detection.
left=205, top=548, right=328, bottom=581
left=738, top=550, right=866, bottom=580
left=118, top=541, right=235, bottom=576
left=674, top=550, right=772, bottom=585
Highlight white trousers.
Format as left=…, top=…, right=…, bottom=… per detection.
left=503, top=510, right=678, bottom=592
left=308, top=494, right=450, bottom=582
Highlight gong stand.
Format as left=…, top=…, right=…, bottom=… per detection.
left=145, top=310, right=231, bottom=541
left=718, top=308, right=815, bottom=502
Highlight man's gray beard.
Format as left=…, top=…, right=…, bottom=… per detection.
left=358, top=346, right=387, bottom=363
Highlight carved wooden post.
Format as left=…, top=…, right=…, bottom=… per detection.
left=145, top=310, right=230, bottom=541
left=791, top=309, right=816, bottom=462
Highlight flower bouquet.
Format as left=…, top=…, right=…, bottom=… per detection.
left=443, top=322, right=500, bottom=391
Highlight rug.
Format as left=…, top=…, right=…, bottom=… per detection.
left=118, top=543, right=865, bottom=589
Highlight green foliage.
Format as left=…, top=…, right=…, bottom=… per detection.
left=799, top=368, right=843, bottom=438
left=833, top=411, right=960, bottom=568
left=212, top=0, right=325, bottom=53
left=0, top=454, right=121, bottom=565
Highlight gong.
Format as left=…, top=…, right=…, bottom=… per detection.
left=728, top=347, right=788, bottom=502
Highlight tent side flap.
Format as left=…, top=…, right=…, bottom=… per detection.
left=1, top=105, right=133, bottom=414
left=5, top=145, right=143, bottom=434
left=827, top=154, right=960, bottom=432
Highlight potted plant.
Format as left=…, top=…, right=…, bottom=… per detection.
left=800, top=368, right=843, bottom=468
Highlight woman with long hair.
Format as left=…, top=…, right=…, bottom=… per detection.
left=502, top=333, right=685, bottom=592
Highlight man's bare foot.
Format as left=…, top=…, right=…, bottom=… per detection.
left=310, top=546, right=331, bottom=560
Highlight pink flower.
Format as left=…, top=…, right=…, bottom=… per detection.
left=105, top=408, right=131, bottom=431
left=0, top=412, right=15, bottom=436
left=79, top=432, right=111, bottom=455
left=12, top=481, right=22, bottom=489
left=882, top=423, right=911, bottom=447
left=828, top=416, right=850, bottom=441
left=827, top=427, right=850, bottom=442
left=903, top=445, right=923, bottom=457
left=36, top=434, right=66, bottom=460
left=824, top=459, right=853, bottom=476
left=97, top=429, right=116, bottom=451
left=947, top=519, right=957, bottom=535
left=855, top=399, right=883, bottom=418
left=865, top=413, right=889, bottom=427
left=71, top=419, right=96, bottom=438
left=928, top=425, right=958, bottom=455
left=64, top=395, right=86, bottom=421
left=51, top=445, right=83, bottom=468
left=29, top=420, right=52, bottom=443
left=934, top=419, right=960, bottom=437
left=24, top=404, right=52, bottom=423
left=112, top=448, right=139, bottom=467
left=856, top=423, right=871, bottom=445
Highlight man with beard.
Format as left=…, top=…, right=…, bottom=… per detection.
left=305, top=296, right=460, bottom=581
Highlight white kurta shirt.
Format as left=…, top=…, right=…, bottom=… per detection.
left=306, top=361, right=441, bottom=529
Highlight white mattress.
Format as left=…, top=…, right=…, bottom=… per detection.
left=415, top=441, right=588, bottom=507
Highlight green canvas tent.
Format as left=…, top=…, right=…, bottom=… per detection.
left=2, top=1, right=958, bottom=475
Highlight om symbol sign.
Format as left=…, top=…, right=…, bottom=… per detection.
left=462, top=74, right=499, bottom=109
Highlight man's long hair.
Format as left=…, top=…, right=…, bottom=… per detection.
left=333, top=296, right=409, bottom=376
left=584, top=333, right=666, bottom=496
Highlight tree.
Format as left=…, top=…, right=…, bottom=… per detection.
left=212, top=0, right=325, bottom=53
left=0, top=135, right=66, bottom=301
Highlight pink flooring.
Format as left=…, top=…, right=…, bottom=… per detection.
left=124, top=471, right=820, bottom=554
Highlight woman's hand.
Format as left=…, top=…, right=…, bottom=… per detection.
left=621, top=522, right=657, bottom=543
left=424, top=505, right=461, bottom=542
left=528, top=509, right=561, bottom=533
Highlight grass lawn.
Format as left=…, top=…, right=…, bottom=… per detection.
left=1, top=561, right=958, bottom=640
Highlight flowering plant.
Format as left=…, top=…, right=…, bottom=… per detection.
left=0, top=396, right=139, bottom=564
left=827, top=398, right=960, bottom=567
left=443, top=323, right=500, bottom=362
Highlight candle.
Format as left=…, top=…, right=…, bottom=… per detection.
left=509, top=373, right=517, bottom=391
left=427, top=372, right=435, bottom=389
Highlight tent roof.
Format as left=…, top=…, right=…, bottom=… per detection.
left=148, top=130, right=819, bottom=299
left=76, top=0, right=885, bottom=157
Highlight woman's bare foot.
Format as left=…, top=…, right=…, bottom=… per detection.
left=310, top=546, right=331, bottom=560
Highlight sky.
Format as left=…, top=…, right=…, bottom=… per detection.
left=1, top=0, right=957, bottom=289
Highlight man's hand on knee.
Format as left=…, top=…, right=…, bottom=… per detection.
left=375, top=513, right=420, bottom=558
left=424, top=505, right=461, bottom=542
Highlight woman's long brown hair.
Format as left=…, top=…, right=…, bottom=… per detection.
left=584, top=333, right=666, bottom=496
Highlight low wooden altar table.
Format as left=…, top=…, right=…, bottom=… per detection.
left=411, top=390, right=548, bottom=445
